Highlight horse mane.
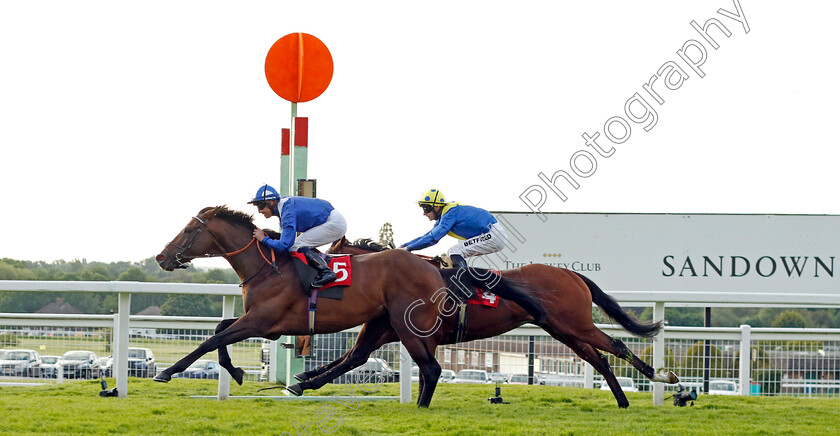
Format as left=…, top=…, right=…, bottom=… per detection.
left=348, top=238, right=392, bottom=252
left=207, top=205, right=280, bottom=238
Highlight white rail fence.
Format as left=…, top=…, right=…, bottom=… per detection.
left=2, top=281, right=839, bottom=405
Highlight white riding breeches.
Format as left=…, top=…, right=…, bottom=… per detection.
left=291, top=209, right=348, bottom=251
left=447, top=221, right=507, bottom=258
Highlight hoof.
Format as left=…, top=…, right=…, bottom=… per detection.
left=293, top=372, right=309, bottom=382
left=667, top=371, right=679, bottom=384
left=653, top=368, right=679, bottom=384
left=153, top=372, right=171, bottom=383
left=286, top=384, right=303, bottom=396
left=232, top=367, right=244, bottom=386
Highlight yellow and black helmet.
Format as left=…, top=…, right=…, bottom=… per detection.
left=418, top=189, right=447, bottom=206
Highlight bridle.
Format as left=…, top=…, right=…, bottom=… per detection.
left=165, top=215, right=284, bottom=286
left=166, top=216, right=276, bottom=278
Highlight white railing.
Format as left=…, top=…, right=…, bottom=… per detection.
left=2, top=280, right=839, bottom=404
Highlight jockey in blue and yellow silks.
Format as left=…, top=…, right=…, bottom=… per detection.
left=399, top=189, right=507, bottom=270
left=249, top=184, right=347, bottom=288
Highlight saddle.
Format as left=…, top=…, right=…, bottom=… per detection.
left=290, top=252, right=350, bottom=335
left=441, top=268, right=501, bottom=343
left=290, top=252, right=348, bottom=299
left=442, top=268, right=501, bottom=308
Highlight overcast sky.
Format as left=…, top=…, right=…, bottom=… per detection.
left=2, top=1, right=837, bottom=269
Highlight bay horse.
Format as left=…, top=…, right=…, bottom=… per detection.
left=285, top=237, right=678, bottom=408
left=153, top=206, right=548, bottom=408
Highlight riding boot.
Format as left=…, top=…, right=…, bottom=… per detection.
left=303, top=250, right=337, bottom=288
left=449, top=254, right=479, bottom=300
left=450, top=254, right=468, bottom=270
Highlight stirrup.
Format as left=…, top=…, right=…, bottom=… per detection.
left=311, top=271, right=337, bottom=288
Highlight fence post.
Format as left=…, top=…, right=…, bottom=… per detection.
left=217, top=295, right=236, bottom=400
left=652, top=301, right=665, bottom=405
left=115, top=292, right=131, bottom=398
left=528, top=336, right=536, bottom=385
left=111, top=313, right=120, bottom=380
left=584, top=362, right=594, bottom=389
left=268, top=340, right=277, bottom=383
left=399, top=343, right=411, bottom=403
left=739, top=324, right=751, bottom=396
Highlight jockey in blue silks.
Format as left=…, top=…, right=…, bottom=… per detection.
left=399, top=189, right=507, bottom=270
left=249, top=184, right=347, bottom=287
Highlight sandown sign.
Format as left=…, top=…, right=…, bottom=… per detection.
left=480, top=213, right=840, bottom=295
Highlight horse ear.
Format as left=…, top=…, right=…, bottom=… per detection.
left=210, top=206, right=224, bottom=217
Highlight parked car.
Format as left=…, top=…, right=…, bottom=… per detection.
left=487, top=372, right=507, bottom=383
left=540, top=374, right=585, bottom=387
left=410, top=367, right=457, bottom=383
left=58, top=350, right=100, bottom=379
left=98, top=356, right=113, bottom=377
left=507, top=374, right=535, bottom=385
left=439, top=369, right=456, bottom=383
left=0, top=349, right=42, bottom=377
left=347, top=357, right=397, bottom=383
left=600, top=376, right=639, bottom=392
left=39, top=355, right=61, bottom=378
left=708, top=380, right=738, bottom=395
left=127, top=347, right=156, bottom=378
left=173, top=359, right=221, bottom=379
left=453, top=369, right=491, bottom=384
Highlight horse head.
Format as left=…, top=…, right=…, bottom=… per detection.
left=156, top=206, right=257, bottom=271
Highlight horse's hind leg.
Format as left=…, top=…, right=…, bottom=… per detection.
left=401, top=339, right=440, bottom=408
left=577, top=327, right=678, bottom=384
left=293, top=350, right=349, bottom=382
left=214, top=318, right=245, bottom=385
left=577, top=342, right=629, bottom=408
left=287, top=314, right=398, bottom=396
left=547, top=331, right=630, bottom=408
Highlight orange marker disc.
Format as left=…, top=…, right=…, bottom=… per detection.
left=265, top=33, right=334, bottom=103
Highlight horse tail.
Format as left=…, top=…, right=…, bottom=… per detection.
left=452, top=268, right=548, bottom=325
left=573, top=271, right=662, bottom=338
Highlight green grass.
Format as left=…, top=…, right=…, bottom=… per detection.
left=1, top=380, right=839, bottom=435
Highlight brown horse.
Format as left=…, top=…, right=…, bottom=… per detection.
left=153, top=206, right=547, bottom=408
left=286, top=237, right=678, bottom=408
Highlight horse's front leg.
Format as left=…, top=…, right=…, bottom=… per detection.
left=154, top=316, right=260, bottom=383
left=214, top=318, right=245, bottom=385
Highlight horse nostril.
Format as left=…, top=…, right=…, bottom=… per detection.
left=155, top=254, right=165, bottom=263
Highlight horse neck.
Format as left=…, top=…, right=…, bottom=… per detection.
left=212, top=222, right=289, bottom=282
left=334, top=245, right=370, bottom=255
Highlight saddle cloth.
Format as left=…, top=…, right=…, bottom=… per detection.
left=290, top=252, right=351, bottom=299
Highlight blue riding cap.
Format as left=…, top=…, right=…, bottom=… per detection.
left=248, top=184, right=281, bottom=203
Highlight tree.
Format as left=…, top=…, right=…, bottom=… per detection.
left=160, top=294, right=217, bottom=316
left=681, top=341, right=727, bottom=379
left=771, top=310, right=808, bottom=328
left=378, top=223, right=394, bottom=247
left=640, top=307, right=704, bottom=327
left=116, top=267, right=150, bottom=282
